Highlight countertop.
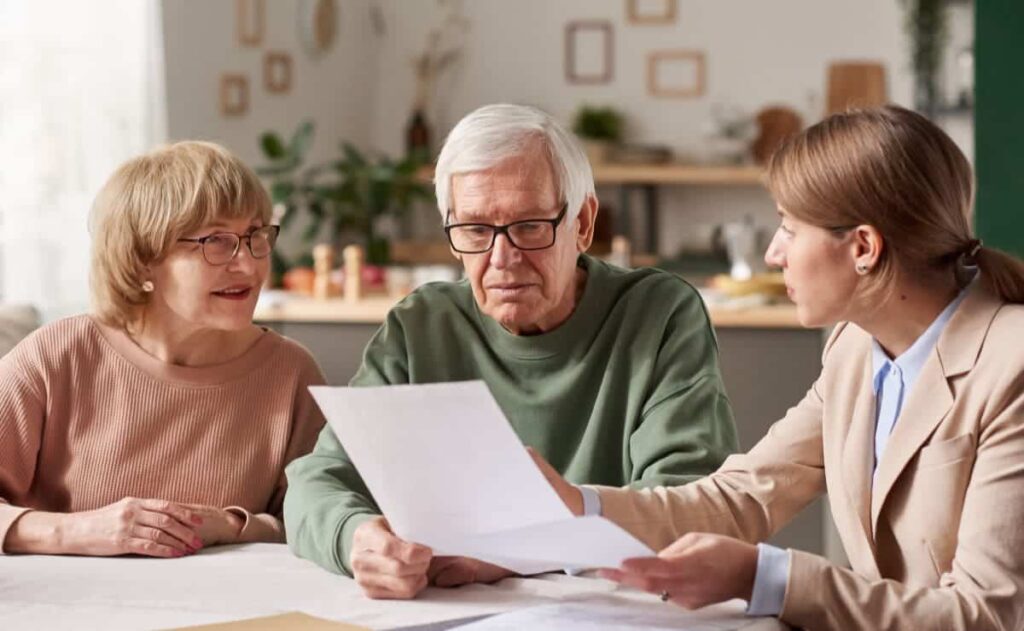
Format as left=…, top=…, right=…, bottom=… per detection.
left=254, top=293, right=804, bottom=329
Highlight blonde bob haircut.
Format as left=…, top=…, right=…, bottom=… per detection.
left=89, top=141, right=272, bottom=329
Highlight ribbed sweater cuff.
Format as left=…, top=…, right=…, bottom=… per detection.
left=0, top=503, right=31, bottom=554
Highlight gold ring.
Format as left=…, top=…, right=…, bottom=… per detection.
left=660, top=590, right=670, bottom=602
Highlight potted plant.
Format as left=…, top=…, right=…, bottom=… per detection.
left=257, top=121, right=434, bottom=272
left=902, top=0, right=950, bottom=118
left=572, top=105, right=624, bottom=164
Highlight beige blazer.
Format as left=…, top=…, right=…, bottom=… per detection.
left=592, top=284, right=1024, bottom=631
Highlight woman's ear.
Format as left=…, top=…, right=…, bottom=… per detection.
left=851, top=225, right=884, bottom=273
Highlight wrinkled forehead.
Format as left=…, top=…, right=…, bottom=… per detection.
left=449, top=154, right=560, bottom=222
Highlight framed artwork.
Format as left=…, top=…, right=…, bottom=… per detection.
left=647, top=50, right=705, bottom=98
left=564, top=21, right=614, bottom=84
left=627, top=0, right=677, bottom=25
left=220, top=74, right=249, bottom=116
left=298, top=0, right=339, bottom=57
left=264, top=51, right=293, bottom=93
left=236, top=0, right=265, bottom=47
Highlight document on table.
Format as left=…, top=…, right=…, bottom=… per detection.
left=451, top=602, right=772, bottom=631
left=309, top=381, right=653, bottom=574
left=169, top=612, right=370, bottom=630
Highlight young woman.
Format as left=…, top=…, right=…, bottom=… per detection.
left=534, top=105, right=1024, bottom=631
left=0, top=141, right=325, bottom=557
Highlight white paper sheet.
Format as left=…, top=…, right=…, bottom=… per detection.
left=309, top=381, right=654, bottom=574
left=453, top=601, right=764, bottom=631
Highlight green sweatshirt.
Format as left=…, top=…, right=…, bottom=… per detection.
left=284, top=255, right=738, bottom=575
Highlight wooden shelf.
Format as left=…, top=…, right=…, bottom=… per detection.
left=255, top=294, right=803, bottom=329
left=420, top=163, right=765, bottom=187
left=592, top=163, right=765, bottom=186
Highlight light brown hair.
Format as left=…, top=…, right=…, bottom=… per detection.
left=89, top=141, right=272, bottom=329
left=767, top=105, right=1024, bottom=304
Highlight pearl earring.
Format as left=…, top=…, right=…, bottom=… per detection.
left=141, top=280, right=155, bottom=292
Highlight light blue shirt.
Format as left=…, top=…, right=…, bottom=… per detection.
left=747, top=285, right=970, bottom=617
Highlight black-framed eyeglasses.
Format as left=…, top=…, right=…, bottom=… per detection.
left=178, top=225, right=280, bottom=265
left=444, top=204, right=568, bottom=254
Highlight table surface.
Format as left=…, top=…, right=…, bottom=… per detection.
left=0, top=544, right=787, bottom=631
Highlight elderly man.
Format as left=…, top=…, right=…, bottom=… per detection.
left=284, top=104, right=738, bottom=599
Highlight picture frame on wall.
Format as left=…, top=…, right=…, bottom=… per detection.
left=236, top=0, right=265, bottom=47
left=627, top=0, right=677, bottom=25
left=647, top=50, right=705, bottom=98
left=264, top=52, right=293, bottom=93
left=565, top=21, right=614, bottom=85
left=220, top=74, right=249, bottom=116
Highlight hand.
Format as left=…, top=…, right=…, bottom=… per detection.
left=350, top=517, right=432, bottom=599
left=428, top=556, right=516, bottom=588
left=599, top=533, right=758, bottom=609
left=527, top=447, right=583, bottom=516
left=183, top=504, right=244, bottom=546
left=7, top=497, right=204, bottom=558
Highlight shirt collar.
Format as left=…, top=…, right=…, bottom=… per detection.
left=871, top=281, right=973, bottom=393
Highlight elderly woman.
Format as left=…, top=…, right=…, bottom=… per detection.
left=0, top=141, right=325, bottom=557
left=535, top=106, right=1024, bottom=631
left=285, top=104, right=739, bottom=598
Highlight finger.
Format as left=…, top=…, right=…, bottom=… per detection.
left=358, top=572, right=428, bottom=600
left=124, top=537, right=183, bottom=558
left=137, top=509, right=201, bottom=551
left=608, top=569, right=666, bottom=595
left=132, top=525, right=192, bottom=555
left=433, top=566, right=475, bottom=588
left=379, top=535, right=432, bottom=565
left=621, top=556, right=677, bottom=576
left=427, top=556, right=462, bottom=580
left=353, top=551, right=431, bottom=578
left=598, top=568, right=626, bottom=582
left=137, top=499, right=202, bottom=527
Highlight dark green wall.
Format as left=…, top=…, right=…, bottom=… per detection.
left=975, top=1, right=1024, bottom=257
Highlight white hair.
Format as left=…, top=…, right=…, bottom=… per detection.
left=434, top=104, right=595, bottom=223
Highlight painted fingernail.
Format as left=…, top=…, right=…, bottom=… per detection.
left=191, top=515, right=203, bottom=525
left=192, top=537, right=203, bottom=548
left=174, top=550, right=185, bottom=558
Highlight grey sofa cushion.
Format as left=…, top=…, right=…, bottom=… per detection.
left=0, top=305, right=40, bottom=357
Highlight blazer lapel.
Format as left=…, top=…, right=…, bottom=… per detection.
left=870, top=355, right=953, bottom=531
left=869, top=284, right=1003, bottom=533
left=841, top=355, right=878, bottom=550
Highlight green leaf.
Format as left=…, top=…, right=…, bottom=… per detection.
left=260, top=132, right=287, bottom=159
left=290, top=120, right=315, bottom=160
left=271, top=181, right=295, bottom=203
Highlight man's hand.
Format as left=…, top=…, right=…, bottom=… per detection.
left=350, top=517, right=432, bottom=599
left=428, top=556, right=515, bottom=588
left=527, top=447, right=583, bottom=516
left=599, top=533, right=759, bottom=609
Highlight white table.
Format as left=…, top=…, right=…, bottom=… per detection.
left=0, top=544, right=787, bottom=630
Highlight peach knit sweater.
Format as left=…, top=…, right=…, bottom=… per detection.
left=0, top=315, right=326, bottom=551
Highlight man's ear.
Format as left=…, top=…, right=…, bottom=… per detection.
left=574, top=195, right=599, bottom=252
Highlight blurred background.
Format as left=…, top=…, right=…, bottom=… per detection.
left=3, top=0, right=1018, bottom=320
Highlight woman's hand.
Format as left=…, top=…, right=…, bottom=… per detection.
left=527, top=447, right=583, bottom=516
left=599, top=533, right=759, bottom=610
left=183, top=504, right=244, bottom=546
left=7, top=497, right=205, bottom=557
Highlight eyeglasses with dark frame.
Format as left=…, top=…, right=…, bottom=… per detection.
left=177, top=225, right=280, bottom=265
left=444, top=204, right=568, bottom=254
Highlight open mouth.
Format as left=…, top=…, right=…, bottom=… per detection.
left=212, top=286, right=254, bottom=301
